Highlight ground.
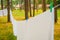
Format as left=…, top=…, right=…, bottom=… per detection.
left=54, top=19, right=60, bottom=40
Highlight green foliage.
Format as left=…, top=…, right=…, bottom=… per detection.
left=0, top=0, right=53, bottom=5
left=38, top=0, right=41, bottom=4
left=46, top=0, right=50, bottom=4
left=57, top=0, right=60, bottom=4
left=12, top=0, right=18, bottom=5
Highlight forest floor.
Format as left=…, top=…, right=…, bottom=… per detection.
left=54, top=18, right=60, bottom=40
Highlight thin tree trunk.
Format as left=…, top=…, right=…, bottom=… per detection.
left=42, top=0, right=46, bottom=12
left=33, top=0, right=35, bottom=17
left=24, top=0, right=29, bottom=19
left=20, top=0, right=24, bottom=10
left=7, top=0, right=10, bottom=22
left=1, top=0, right=3, bottom=9
left=19, top=0, right=22, bottom=10
left=10, top=0, right=13, bottom=10
left=1, top=0, right=4, bottom=16
left=35, top=0, right=38, bottom=13
left=53, top=0, right=57, bottom=23
left=29, top=0, right=32, bottom=17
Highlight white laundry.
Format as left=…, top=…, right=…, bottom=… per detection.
left=0, top=9, right=8, bottom=16
left=10, top=8, right=54, bottom=40
left=0, top=8, right=54, bottom=40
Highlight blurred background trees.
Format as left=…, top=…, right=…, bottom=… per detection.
left=0, top=0, right=59, bottom=10
left=57, top=0, right=60, bottom=4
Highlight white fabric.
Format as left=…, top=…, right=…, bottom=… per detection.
left=10, top=11, right=17, bottom=36
left=0, top=8, right=54, bottom=40
left=10, top=8, right=54, bottom=40
left=3, top=9, right=8, bottom=16
left=0, top=9, right=8, bottom=16
left=0, top=10, right=3, bottom=16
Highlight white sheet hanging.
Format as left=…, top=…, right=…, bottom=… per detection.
left=0, top=9, right=8, bottom=16
left=0, top=10, right=3, bottom=16
left=10, top=8, right=54, bottom=40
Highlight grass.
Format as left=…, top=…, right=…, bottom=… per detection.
left=12, top=9, right=42, bottom=20
left=57, top=8, right=60, bottom=18
left=54, top=19, right=60, bottom=40
left=0, top=16, right=7, bottom=23
left=54, top=8, right=60, bottom=40
left=0, top=22, right=17, bottom=40
left=0, top=8, right=60, bottom=40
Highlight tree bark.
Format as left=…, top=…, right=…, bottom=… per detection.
left=29, top=0, right=32, bottom=17
left=7, top=0, right=10, bottom=22
left=24, top=0, right=29, bottom=19
left=10, top=0, right=13, bottom=10
left=53, top=0, right=57, bottom=23
left=19, top=0, right=22, bottom=10
left=42, top=0, right=46, bottom=12
left=35, top=0, right=38, bottom=13
left=1, top=0, right=3, bottom=9
left=33, top=0, right=35, bottom=17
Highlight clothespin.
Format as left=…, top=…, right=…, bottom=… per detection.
left=50, top=1, right=53, bottom=12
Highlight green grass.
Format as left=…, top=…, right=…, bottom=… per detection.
left=54, top=19, right=60, bottom=40
left=54, top=8, right=60, bottom=40
left=0, top=23, right=17, bottom=40
left=0, top=16, right=7, bottom=23
left=57, top=8, right=60, bottom=18
left=12, top=9, right=42, bottom=20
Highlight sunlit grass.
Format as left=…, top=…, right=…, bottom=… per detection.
left=12, top=9, right=42, bottom=20
left=0, top=16, right=7, bottom=23
left=54, top=19, right=60, bottom=40
left=0, top=22, right=17, bottom=40
left=54, top=8, right=60, bottom=40
left=57, top=8, right=60, bottom=18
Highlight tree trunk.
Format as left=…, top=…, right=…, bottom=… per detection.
left=19, top=0, right=22, bottom=10
left=33, top=0, right=35, bottom=17
left=42, top=0, right=46, bottom=12
left=29, top=0, right=32, bottom=17
left=24, top=0, right=29, bottom=19
left=53, top=0, right=57, bottom=23
left=7, top=0, right=10, bottom=22
left=35, top=0, right=38, bottom=13
left=10, top=0, right=13, bottom=10
left=1, top=0, right=3, bottom=9
left=20, top=0, right=24, bottom=10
